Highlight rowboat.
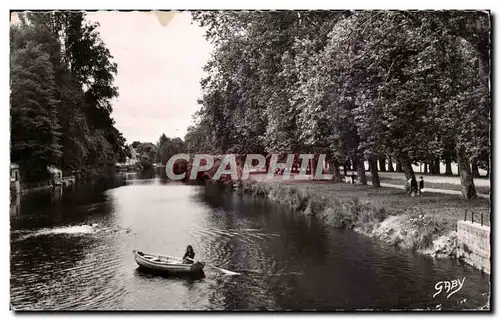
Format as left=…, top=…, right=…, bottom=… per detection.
left=133, top=250, right=205, bottom=274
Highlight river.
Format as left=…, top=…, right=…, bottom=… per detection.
left=10, top=173, right=490, bottom=310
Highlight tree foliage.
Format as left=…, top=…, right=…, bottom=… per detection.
left=10, top=12, right=127, bottom=181
left=190, top=11, right=490, bottom=199
left=157, top=134, right=186, bottom=164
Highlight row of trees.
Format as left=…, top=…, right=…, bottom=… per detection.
left=127, top=134, right=186, bottom=169
left=188, top=11, right=490, bottom=199
left=10, top=12, right=127, bottom=182
left=156, top=134, right=186, bottom=164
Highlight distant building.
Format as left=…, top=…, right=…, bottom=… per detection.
left=130, top=146, right=137, bottom=159
left=10, top=163, right=20, bottom=195
left=10, top=163, right=20, bottom=182
left=125, top=146, right=139, bottom=166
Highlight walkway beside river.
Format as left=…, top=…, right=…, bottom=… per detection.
left=248, top=172, right=490, bottom=227
left=249, top=171, right=489, bottom=199
left=365, top=181, right=489, bottom=199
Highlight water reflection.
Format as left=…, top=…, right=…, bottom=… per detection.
left=134, top=267, right=206, bottom=281
left=51, top=186, right=63, bottom=202
left=10, top=193, right=20, bottom=216
left=10, top=174, right=490, bottom=310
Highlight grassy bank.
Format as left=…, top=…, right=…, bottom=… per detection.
left=239, top=179, right=490, bottom=260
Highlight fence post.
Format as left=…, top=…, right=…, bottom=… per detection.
left=471, top=211, right=474, bottom=224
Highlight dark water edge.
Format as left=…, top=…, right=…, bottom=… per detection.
left=10, top=174, right=490, bottom=311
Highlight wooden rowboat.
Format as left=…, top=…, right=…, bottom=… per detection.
left=133, top=250, right=205, bottom=274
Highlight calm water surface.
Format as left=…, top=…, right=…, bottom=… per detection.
left=10, top=173, right=490, bottom=310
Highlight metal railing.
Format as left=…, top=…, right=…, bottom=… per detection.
left=464, top=209, right=485, bottom=226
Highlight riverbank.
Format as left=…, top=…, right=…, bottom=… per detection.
left=238, top=178, right=490, bottom=270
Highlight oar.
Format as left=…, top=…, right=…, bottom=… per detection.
left=187, top=257, right=240, bottom=276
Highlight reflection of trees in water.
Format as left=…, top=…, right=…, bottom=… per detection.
left=201, top=188, right=277, bottom=309
left=11, top=178, right=117, bottom=236
left=138, top=169, right=155, bottom=180
left=10, top=193, right=21, bottom=216
left=242, top=206, right=332, bottom=309
left=199, top=184, right=237, bottom=210
left=11, top=191, right=59, bottom=230
left=200, top=184, right=344, bottom=309
left=51, top=187, right=63, bottom=202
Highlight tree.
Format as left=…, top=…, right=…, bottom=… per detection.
left=10, top=25, right=62, bottom=181
left=132, top=141, right=141, bottom=149
left=156, top=134, right=186, bottom=164
left=184, top=117, right=213, bottom=154
left=158, top=134, right=168, bottom=148
left=190, top=11, right=490, bottom=197
left=11, top=12, right=127, bottom=179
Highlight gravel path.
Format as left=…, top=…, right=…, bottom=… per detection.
left=366, top=181, right=489, bottom=199
left=249, top=172, right=489, bottom=199
left=363, top=171, right=490, bottom=187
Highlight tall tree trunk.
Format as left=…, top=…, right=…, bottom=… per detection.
left=444, top=156, right=453, bottom=176
left=387, top=156, right=395, bottom=172
left=352, top=158, right=357, bottom=172
left=354, top=156, right=367, bottom=185
left=428, top=160, right=434, bottom=174
left=311, top=157, right=318, bottom=178
left=369, top=156, right=380, bottom=187
left=345, top=159, right=352, bottom=171
left=396, top=159, right=403, bottom=173
left=367, top=160, right=371, bottom=171
left=429, top=158, right=440, bottom=175
left=378, top=156, right=386, bottom=172
left=343, top=163, right=347, bottom=177
left=398, top=154, right=415, bottom=181
left=471, top=158, right=480, bottom=178
left=329, top=160, right=342, bottom=183
left=456, top=147, right=477, bottom=199
left=424, top=163, right=429, bottom=174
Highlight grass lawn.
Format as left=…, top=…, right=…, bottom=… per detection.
left=267, top=179, right=491, bottom=228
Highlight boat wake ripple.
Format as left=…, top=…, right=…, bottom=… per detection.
left=14, top=225, right=96, bottom=241
left=12, top=224, right=135, bottom=242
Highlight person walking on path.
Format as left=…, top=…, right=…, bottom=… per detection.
left=418, top=176, right=425, bottom=196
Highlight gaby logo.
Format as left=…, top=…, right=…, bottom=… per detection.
left=163, top=154, right=332, bottom=181
left=433, top=277, right=466, bottom=299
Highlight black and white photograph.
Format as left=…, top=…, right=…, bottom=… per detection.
left=6, top=3, right=493, bottom=312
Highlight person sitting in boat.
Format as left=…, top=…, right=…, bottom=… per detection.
left=183, top=245, right=195, bottom=264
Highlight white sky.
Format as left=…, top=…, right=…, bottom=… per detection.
left=86, top=11, right=213, bottom=144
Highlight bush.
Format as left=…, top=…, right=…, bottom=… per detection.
left=401, top=214, right=447, bottom=250
left=140, top=159, right=153, bottom=170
